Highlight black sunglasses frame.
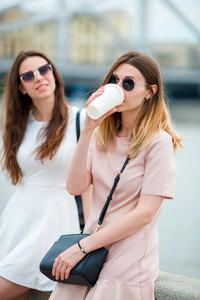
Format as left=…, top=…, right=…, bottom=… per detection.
left=108, top=74, right=149, bottom=91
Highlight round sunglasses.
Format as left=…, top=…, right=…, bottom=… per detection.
left=108, top=74, right=149, bottom=91
left=19, top=63, right=53, bottom=85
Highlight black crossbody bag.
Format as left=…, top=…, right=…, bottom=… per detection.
left=40, top=127, right=130, bottom=286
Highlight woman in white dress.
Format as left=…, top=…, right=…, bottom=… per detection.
left=0, top=50, right=91, bottom=300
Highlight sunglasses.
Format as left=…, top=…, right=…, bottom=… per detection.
left=19, top=63, right=53, bottom=85
left=108, top=74, right=149, bottom=91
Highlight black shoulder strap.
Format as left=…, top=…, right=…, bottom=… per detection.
left=75, top=108, right=130, bottom=232
left=96, top=156, right=130, bottom=230
left=76, top=109, right=81, bottom=142
left=75, top=109, right=85, bottom=230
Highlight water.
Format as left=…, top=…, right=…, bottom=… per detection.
left=0, top=99, right=200, bottom=280
left=158, top=100, right=200, bottom=280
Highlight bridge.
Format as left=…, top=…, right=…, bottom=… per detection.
left=0, top=0, right=200, bottom=98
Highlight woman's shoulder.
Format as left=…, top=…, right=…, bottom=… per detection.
left=68, top=105, right=79, bottom=116
left=153, top=130, right=173, bottom=143
left=68, top=105, right=86, bottom=131
left=146, top=130, right=174, bottom=153
left=68, top=105, right=86, bottom=118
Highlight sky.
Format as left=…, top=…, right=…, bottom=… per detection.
left=147, top=0, right=200, bottom=43
left=0, top=0, right=200, bottom=44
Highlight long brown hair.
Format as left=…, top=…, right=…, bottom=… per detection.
left=96, top=51, right=184, bottom=157
left=0, top=50, right=68, bottom=185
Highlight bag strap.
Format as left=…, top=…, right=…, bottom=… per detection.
left=76, top=109, right=81, bottom=142
left=75, top=108, right=130, bottom=232
left=95, top=155, right=130, bottom=232
left=75, top=109, right=85, bottom=230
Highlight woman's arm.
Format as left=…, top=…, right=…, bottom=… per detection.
left=81, top=184, right=93, bottom=223
left=83, top=194, right=163, bottom=252
left=66, top=87, right=116, bottom=195
left=66, top=125, right=94, bottom=195
left=52, top=194, right=163, bottom=280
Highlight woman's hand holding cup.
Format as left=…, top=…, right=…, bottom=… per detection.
left=85, top=84, right=124, bottom=129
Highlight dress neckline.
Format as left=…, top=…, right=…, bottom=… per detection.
left=30, top=111, right=48, bottom=124
left=30, top=106, right=78, bottom=124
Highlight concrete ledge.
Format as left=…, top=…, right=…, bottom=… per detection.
left=155, top=271, right=200, bottom=300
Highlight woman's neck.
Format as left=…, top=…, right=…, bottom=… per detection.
left=32, top=108, right=52, bottom=122
left=117, top=112, right=137, bottom=137
left=32, top=97, right=55, bottom=122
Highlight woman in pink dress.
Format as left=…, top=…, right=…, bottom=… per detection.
left=49, top=51, right=184, bottom=300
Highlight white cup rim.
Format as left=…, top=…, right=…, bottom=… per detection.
left=104, top=83, right=124, bottom=97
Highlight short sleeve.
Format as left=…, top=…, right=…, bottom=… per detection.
left=80, top=108, right=86, bottom=130
left=141, top=131, right=176, bottom=199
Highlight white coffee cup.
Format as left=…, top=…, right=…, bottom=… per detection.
left=86, top=84, right=124, bottom=120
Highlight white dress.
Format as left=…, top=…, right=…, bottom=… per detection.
left=0, top=106, right=85, bottom=291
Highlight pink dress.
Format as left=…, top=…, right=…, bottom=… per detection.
left=50, top=131, right=176, bottom=300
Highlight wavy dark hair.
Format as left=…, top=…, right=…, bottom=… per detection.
left=0, top=50, right=68, bottom=185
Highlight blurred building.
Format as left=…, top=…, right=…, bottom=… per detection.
left=0, top=8, right=56, bottom=59
left=151, top=43, right=200, bottom=70
left=0, top=1, right=200, bottom=98
left=0, top=6, right=130, bottom=64
left=70, top=13, right=130, bottom=65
